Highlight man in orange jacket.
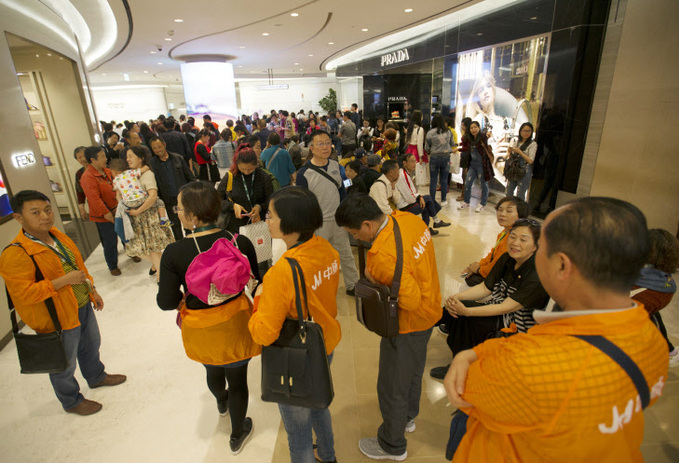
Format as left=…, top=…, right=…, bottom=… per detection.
left=336, top=194, right=441, bottom=461
left=444, top=197, right=669, bottom=462
left=0, top=190, right=126, bottom=416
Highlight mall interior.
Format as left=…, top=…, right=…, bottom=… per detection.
left=0, top=0, right=677, bottom=462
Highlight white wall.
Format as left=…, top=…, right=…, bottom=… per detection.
left=92, top=86, right=170, bottom=123
left=237, top=77, right=337, bottom=116
left=337, top=77, right=362, bottom=112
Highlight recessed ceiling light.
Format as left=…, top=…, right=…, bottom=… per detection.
left=123, top=73, right=130, bottom=81
left=405, top=8, right=413, bottom=13
left=361, top=28, right=368, bottom=32
left=294, top=62, right=299, bottom=65
left=102, top=72, right=106, bottom=76
left=477, top=32, right=483, bottom=36
left=290, top=13, right=299, bottom=17
left=239, top=46, right=245, bottom=49
left=143, top=71, right=149, bottom=73
left=262, top=33, right=269, bottom=36
left=150, top=51, right=157, bottom=54
left=47, top=53, right=52, bottom=57
left=238, top=65, right=243, bottom=68
left=299, top=68, right=303, bottom=71
left=308, top=54, right=313, bottom=57
left=164, top=38, right=172, bottom=41
left=530, top=16, right=537, bottom=20
left=35, top=54, right=39, bottom=57
left=328, top=42, right=334, bottom=45
left=158, top=62, right=163, bottom=65
left=174, top=19, right=183, bottom=22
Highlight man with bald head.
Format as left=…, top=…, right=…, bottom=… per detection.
left=444, top=197, right=669, bottom=463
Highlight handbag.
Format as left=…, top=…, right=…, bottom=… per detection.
left=260, top=258, right=334, bottom=408
left=239, top=219, right=273, bottom=264
left=414, top=161, right=429, bottom=187
left=354, top=216, right=402, bottom=338
left=3, top=244, right=68, bottom=374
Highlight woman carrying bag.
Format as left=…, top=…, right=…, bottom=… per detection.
left=157, top=181, right=261, bottom=455
left=194, top=129, right=221, bottom=184
left=248, top=187, right=340, bottom=463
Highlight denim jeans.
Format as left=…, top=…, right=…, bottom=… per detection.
left=506, top=165, right=532, bottom=202
left=278, top=353, right=335, bottom=463
left=95, top=221, right=119, bottom=270
left=429, top=155, right=450, bottom=201
left=49, top=303, right=106, bottom=410
left=400, top=195, right=441, bottom=227
left=464, top=164, right=488, bottom=206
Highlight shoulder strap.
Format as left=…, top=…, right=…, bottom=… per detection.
left=572, top=335, right=651, bottom=409
left=285, top=258, right=311, bottom=326
left=3, top=243, right=63, bottom=333
left=307, top=163, right=340, bottom=189
left=225, top=171, right=234, bottom=192
left=390, top=217, right=404, bottom=301
left=266, top=147, right=282, bottom=170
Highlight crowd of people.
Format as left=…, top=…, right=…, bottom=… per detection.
left=0, top=104, right=677, bottom=463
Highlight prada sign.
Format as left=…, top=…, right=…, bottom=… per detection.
left=381, top=48, right=410, bottom=67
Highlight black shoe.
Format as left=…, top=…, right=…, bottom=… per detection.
left=433, top=220, right=451, bottom=228
left=436, top=324, right=449, bottom=336
left=131, top=256, right=142, bottom=263
left=230, top=417, right=253, bottom=455
left=429, top=227, right=440, bottom=236
left=217, top=392, right=228, bottom=416
left=149, top=267, right=157, bottom=276
left=346, top=287, right=355, bottom=297
left=430, top=364, right=450, bottom=380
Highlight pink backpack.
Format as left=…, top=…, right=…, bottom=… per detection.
left=185, top=234, right=252, bottom=305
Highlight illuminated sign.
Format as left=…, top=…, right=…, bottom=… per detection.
left=381, top=48, right=410, bottom=67
left=11, top=152, right=36, bottom=168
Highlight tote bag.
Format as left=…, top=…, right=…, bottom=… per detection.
left=239, top=220, right=272, bottom=264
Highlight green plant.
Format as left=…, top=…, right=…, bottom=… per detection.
left=319, top=88, right=337, bottom=113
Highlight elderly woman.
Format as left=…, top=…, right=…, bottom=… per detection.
left=157, top=181, right=260, bottom=455
left=248, top=187, right=340, bottom=463
left=123, top=146, right=174, bottom=278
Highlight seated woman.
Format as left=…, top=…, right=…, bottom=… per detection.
left=345, top=160, right=368, bottom=195
left=248, top=187, right=340, bottom=463
left=431, top=218, right=548, bottom=379
left=395, top=152, right=450, bottom=235
left=216, top=143, right=274, bottom=234
left=157, top=181, right=261, bottom=455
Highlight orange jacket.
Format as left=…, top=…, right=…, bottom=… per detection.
left=367, top=211, right=441, bottom=334
left=454, top=305, right=668, bottom=463
left=249, top=235, right=341, bottom=355
left=79, top=165, right=117, bottom=222
left=180, top=293, right=261, bottom=365
left=478, top=230, right=508, bottom=278
left=0, top=228, right=94, bottom=333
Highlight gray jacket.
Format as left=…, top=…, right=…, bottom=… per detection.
left=339, top=120, right=357, bottom=145
left=425, top=128, right=456, bottom=156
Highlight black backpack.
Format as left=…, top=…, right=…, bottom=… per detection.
left=504, top=140, right=531, bottom=181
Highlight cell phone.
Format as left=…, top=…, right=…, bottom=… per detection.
left=85, top=279, right=94, bottom=295
left=343, top=178, right=352, bottom=188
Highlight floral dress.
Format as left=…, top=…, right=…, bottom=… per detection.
left=125, top=171, right=174, bottom=257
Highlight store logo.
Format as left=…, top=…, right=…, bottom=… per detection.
left=11, top=151, right=36, bottom=168
left=381, top=48, right=410, bottom=67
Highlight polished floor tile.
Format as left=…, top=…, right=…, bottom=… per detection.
left=1, top=189, right=677, bottom=462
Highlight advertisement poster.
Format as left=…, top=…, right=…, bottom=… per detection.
left=0, top=164, right=13, bottom=219
left=454, top=35, right=549, bottom=188
left=180, top=62, right=238, bottom=127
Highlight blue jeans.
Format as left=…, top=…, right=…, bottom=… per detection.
left=95, top=221, right=119, bottom=270
left=429, top=156, right=450, bottom=201
left=278, top=353, right=335, bottom=463
left=49, top=303, right=106, bottom=410
left=506, top=165, right=532, bottom=201
left=464, top=164, right=488, bottom=206
left=400, top=195, right=441, bottom=227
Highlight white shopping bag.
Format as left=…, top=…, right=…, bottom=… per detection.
left=239, top=220, right=272, bottom=264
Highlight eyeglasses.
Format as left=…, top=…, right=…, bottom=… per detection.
left=314, top=142, right=332, bottom=148
left=173, top=206, right=184, bottom=214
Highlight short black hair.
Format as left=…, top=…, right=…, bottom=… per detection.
left=203, top=114, right=212, bottom=121
left=335, top=194, right=384, bottom=230
left=496, top=196, right=531, bottom=218
left=246, top=135, right=260, bottom=147
left=179, top=181, right=221, bottom=224
left=220, top=129, right=232, bottom=141
left=343, top=111, right=352, bottom=119
left=381, top=159, right=399, bottom=174
left=351, top=103, right=358, bottom=109
left=267, top=132, right=281, bottom=145
left=510, top=218, right=541, bottom=246
left=10, top=190, right=50, bottom=214
left=147, top=135, right=164, bottom=147
left=346, top=160, right=362, bottom=174
left=108, top=158, right=127, bottom=173
left=270, top=187, right=323, bottom=241
left=647, top=229, right=679, bottom=274
left=73, top=146, right=87, bottom=160
left=309, top=129, right=331, bottom=144
left=543, top=197, right=649, bottom=293
left=84, top=146, right=104, bottom=164
left=290, top=134, right=300, bottom=143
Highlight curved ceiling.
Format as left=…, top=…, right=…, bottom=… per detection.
left=90, top=0, right=472, bottom=85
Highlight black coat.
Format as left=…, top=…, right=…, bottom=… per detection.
left=149, top=152, right=195, bottom=203
left=217, top=168, right=274, bottom=233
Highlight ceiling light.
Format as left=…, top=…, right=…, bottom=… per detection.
left=174, top=19, right=183, bottom=22
left=239, top=46, right=245, bottom=49
left=35, top=54, right=40, bottom=57
left=158, top=62, right=163, bottom=65
left=238, top=65, right=243, bottom=68
left=328, top=42, right=334, bottom=45
left=477, top=32, right=483, bottom=36
left=143, top=71, right=149, bottom=73
left=530, top=16, right=537, bottom=20
left=123, top=73, right=130, bottom=81
left=405, top=8, right=413, bottom=13
left=262, top=33, right=269, bottom=36
left=299, top=68, right=303, bottom=71
left=102, top=72, right=106, bottom=76
left=361, top=28, right=368, bottom=32
left=290, top=13, right=299, bottom=17
left=164, top=38, right=172, bottom=41
left=308, top=54, right=313, bottom=57
left=150, top=51, right=157, bottom=54
left=47, top=53, right=52, bottom=57
left=294, top=62, right=299, bottom=65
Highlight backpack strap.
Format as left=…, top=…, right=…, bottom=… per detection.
left=307, top=163, right=340, bottom=189
left=266, top=147, right=283, bottom=170
left=226, top=171, right=233, bottom=193
left=572, top=335, right=651, bottom=409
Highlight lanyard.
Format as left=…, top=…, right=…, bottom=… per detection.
left=24, top=231, right=75, bottom=267
left=490, top=230, right=507, bottom=261
left=241, top=173, right=255, bottom=208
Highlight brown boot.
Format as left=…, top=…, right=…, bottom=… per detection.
left=66, top=399, right=102, bottom=416
left=91, top=373, right=127, bottom=389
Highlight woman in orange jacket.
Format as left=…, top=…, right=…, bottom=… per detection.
left=157, top=181, right=260, bottom=455
left=248, top=186, right=340, bottom=463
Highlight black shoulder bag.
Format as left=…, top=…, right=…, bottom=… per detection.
left=307, top=164, right=341, bottom=189
left=261, top=258, right=334, bottom=409
left=3, top=244, right=68, bottom=374
left=354, top=217, right=403, bottom=338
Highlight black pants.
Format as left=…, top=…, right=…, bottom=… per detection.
left=204, top=362, right=249, bottom=438
left=445, top=301, right=502, bottom=355
left=163, top=196, right=183, bottom=241
left=94, top=221, right=118, bottom=270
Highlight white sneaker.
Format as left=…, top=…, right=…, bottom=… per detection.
left=459, top=203, right=470, bottom=210
left=405, top=419, right=416, bottom=433
left=670, top=348, right=679, bottom=367
left=475, top=205, right=484, bottom=213
left=441, top=200, right=448, bottom=206
left=359, top=437, right=407, bottom=461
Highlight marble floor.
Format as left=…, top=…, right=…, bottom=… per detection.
left=0, top=191, right=677, bottom=463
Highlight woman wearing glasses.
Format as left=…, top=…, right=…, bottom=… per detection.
left=444, top=218, right=549, bottom=355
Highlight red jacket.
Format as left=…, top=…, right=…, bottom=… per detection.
left=79, top=165, right=117, bottom=222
